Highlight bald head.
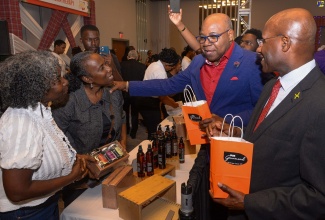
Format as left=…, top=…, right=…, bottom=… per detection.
left=266, top=8, right=316, bottom=55
left=258, top=8, right=316, bottom=75
left=203, top=13, right=233, bottom=31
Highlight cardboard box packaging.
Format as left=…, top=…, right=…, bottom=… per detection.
left=87, top=141, right=129, bottom=179
left=118, top=175, right=177, bottom=220
left=102, top=165, right=136, bottom=209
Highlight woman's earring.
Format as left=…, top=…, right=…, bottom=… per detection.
left=90, top=83, right=93, bottom=89
left=47, top=101, right=52, bottom=108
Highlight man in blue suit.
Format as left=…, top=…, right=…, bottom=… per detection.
left=111, top=13, right=263, bottom=127
left=111, top=13, right=263, bottom=220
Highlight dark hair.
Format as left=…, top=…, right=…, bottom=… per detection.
left=0, top=50, right=59, bottom=109
left=181, top=45, right=194, bottom=57
left=159, top=48, right=179, bottom=66
left=54, top=39, right=66, bottom=47
left=80, top=24, right=100, bottom=36
left=244, top=28, right=262, bottom=40
left=149, top=54, right=159, bottom=63
left=234, top=35, right=242, bottom=44
left=67, top=51, right=94, bottom=92
left=72, top=46, right=82, bottom=56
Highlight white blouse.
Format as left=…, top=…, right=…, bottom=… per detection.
left=0, top=103, right=76, bottom=212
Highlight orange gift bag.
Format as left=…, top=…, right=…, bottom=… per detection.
left=210, top=115, right=254, bottom=198
left=182, top=85, right=212, bottom=145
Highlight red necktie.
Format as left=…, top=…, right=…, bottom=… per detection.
left=254, top=80, right=281, bottom=131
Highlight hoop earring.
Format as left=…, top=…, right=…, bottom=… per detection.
left=90, top=83, right=93, bottom=89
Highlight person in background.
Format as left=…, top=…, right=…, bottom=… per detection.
left=137, top=48, right=180, bottom=139
left=145, top=49, right=153, bottom=67
left=234, top=35, right=243, bottom=45
left=239, top=28, right=262, bottom=52
left=0, top=51, right=87, bottom=219
left=111, top=12, right=263, bottom=219
left=52, top=51, right=126, bottom=207
left=52, top=39, right=68, bottom=76
left=202, top=8, right=325, bottom=219
left=121, top=45, right=135, bottom=62
left=314, top=45, right=325, bottom=74
left=181, top=45, right=196, bottom=70
left=120, top=50, right=146, bottom=139
left=80, top=24, right=123, bottom=81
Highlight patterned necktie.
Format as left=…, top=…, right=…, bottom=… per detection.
left=254, top=80, right=281, bottom=131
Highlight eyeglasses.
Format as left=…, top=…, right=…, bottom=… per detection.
left=257, top=35, right=283, bottom=46
left=196, top=29, right=229, bottom=44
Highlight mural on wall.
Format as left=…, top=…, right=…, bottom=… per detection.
left=0, top=0, right=95, bottom=58
left=22, top=0, right=90, bottom=16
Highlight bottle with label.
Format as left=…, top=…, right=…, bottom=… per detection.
left=179, top=137, right=185, bottom=163
left=171, top=128, right=178, bottom=156
left=151, top=133, right=159, bottom=168
left=146, top=144, right=154, bottom=176
left=165, top=132, right=172, bottom=158
left=157, top=124, right=163, bottom=136
left=137, top=145, right=145, bottom=177
left=165, top=125, right=170, bottom=137
left=158, top=134, right=166, bottom=169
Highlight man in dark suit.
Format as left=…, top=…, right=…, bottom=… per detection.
left=205, top=8, right=325, bottom=219
left=120, top=50, right=146, bottom=138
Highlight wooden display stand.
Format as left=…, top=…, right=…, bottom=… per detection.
left=102, top=165, right=136, bottom=209
left=87, top=141, right=129, bottom=179
left=133, top=163, right=176, bottom=181
left=118, top=175, right=178, bottom=220
left=166, top=156, right=180, bottom=170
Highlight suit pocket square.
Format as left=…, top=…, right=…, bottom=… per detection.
left=230, top=76, right=239, bottom=80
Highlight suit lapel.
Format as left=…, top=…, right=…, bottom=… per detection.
left=249, top=67, right=321, bottom=141
left=210, top=44, right=244, bottom=110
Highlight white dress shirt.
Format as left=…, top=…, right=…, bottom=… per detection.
left=267, top=59, right=316, bottom=116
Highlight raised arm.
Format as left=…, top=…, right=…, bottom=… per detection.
left=168, top=5, right=201, bottom=52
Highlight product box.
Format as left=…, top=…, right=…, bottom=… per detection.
left=118, top=175, right=177, bottom=220
left=87, top=141, right=129, bottom=179
left=102, top=165, right=136, bottom=209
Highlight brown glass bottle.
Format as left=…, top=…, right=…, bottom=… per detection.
left=137, top=145, right=145, bottom=177
left=151, top=133, right=159, bottom=168
left=146, top=144, right=154, bottom=176
left=172, top=128, right=178, bottom=156
left=179, top=137, right=185, bottom=163
left=165, top=133, right=172, bottom=158
left=158, top=134, right=166, bottom=169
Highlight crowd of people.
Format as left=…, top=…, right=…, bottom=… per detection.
left=0, top=4, right=325, bottom=220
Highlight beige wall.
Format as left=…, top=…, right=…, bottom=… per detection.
left=95, top=0, right=137, bottom=50
left=251, top=0, right=325, bottom=31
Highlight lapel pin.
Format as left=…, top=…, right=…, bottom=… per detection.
left=294, top=92, right=300, bottom=99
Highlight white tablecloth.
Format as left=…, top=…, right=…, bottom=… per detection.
left=60, top=140, right=199, bottom=220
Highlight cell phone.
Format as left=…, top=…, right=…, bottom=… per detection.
left=170, top=0, right=180, bottom=13
left=99, top=46, right=110, bottom=56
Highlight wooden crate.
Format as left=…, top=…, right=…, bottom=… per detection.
left=87, top=141, right=129, bottom=179
left=133, top=163, right=176, bottom=181
left=118, top=175, right=177, bottom=220
left=102, top=165, right=136, bottom=209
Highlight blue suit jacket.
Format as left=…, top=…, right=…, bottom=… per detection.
left=129, top=43, right=263, bottom=126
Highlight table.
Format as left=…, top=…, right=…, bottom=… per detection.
left=60, top=141, right=199, bottom=220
